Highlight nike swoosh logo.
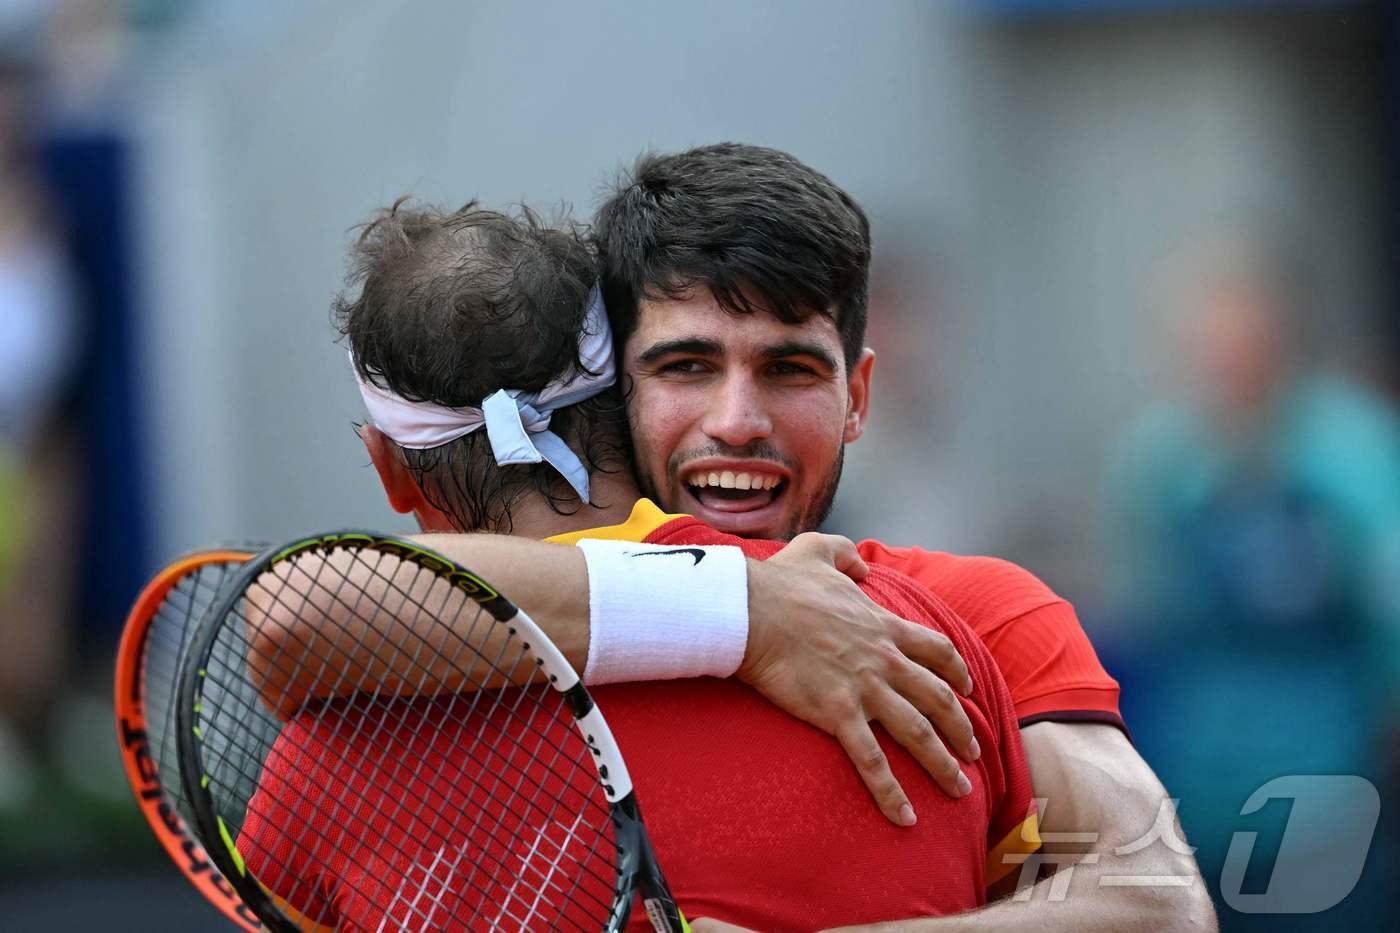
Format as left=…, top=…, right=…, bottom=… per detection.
left=626, top=548, right=706, bottom=566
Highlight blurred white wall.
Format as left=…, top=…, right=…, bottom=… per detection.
left=132, top=0, right=972, bottom=556
left=129, top=1, right=1389, bottom=592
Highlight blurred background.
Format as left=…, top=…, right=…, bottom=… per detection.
left=0, top=0, right=1395, bottom=929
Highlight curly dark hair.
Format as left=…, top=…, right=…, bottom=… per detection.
left=335, top=198, right=630, bottom=532
left=592, top=142, right=872, bottom=366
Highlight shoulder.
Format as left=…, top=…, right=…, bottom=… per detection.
left=856, top=541, right=1065, bottom=634
left=859, top=541, right=1123, bottom=729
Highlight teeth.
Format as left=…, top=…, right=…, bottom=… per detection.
left=687, top=471, right=782, bottom=490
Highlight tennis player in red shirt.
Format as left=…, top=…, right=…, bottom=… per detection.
left=591, top=145, right=1212, bottom=932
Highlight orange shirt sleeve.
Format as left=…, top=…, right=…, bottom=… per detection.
left=857, top=540, right=1125, bottom=733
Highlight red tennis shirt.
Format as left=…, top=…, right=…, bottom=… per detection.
left=240, top=504, right=1040, bottom=931
left=850, top=540, right=1123, bottom=730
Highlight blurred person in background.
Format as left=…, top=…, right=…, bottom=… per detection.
left=0, top=0, right=143, bottom=879
left=0, top=51, right=81, bottom=812
left=1107, top=230, right=1400, bottom=930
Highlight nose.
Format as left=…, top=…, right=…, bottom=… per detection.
left=700, top=372, right=773, bottom=448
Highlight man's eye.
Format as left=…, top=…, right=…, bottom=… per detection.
left=660, top=360, right=705, bottom=375
left=770, top=361, right=815, bottom=377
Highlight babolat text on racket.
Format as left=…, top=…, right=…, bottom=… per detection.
left=175, top=531, right=688, bottom=932
left=114, top=546, right=268, bottom=932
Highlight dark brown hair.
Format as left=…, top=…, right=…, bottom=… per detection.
left=335, top=198, right=629, bottom=531
left=593, top=142, right=872, bottom=366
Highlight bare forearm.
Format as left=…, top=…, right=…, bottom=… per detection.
left=826, top=859, right=1210, bottom=933
left=413, top=533, right=592, bottom=665
left=247, top=534, right=592, bottom=715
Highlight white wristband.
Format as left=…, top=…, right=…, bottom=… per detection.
left=577, top=539, right=749, bottom=685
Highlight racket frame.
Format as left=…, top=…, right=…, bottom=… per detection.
left=114, top=548, right=266, bottom=932
left=175, top=531, right=688, bottom=933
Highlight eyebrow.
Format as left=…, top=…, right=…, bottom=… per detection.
left=634, top=338, right=724, bottom=367
left=635, top=337, right=841, bottom=373
left=759, top=340, right=841, bottom=373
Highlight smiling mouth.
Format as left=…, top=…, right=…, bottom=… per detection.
left=683, top=470, right=787, bottom=512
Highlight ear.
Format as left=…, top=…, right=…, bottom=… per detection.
left=843, top=348, right=875, bottom=444
left=361, top=424, right=430, bottom=516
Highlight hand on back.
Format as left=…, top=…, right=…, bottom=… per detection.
left=740, top=532, right=981, bottom=826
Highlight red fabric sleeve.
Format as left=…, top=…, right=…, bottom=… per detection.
left=857, top=541, right=1124, bottom=733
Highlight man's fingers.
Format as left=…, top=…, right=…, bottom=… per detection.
left=824, top=534, right=869, bottom=582
left=893, top=621, right=973, bottom=697
left=786, top=531, right=868, bottom=581
left=835, top=720, right=916, bottom=827
left=887, top=662, right=980, bottom=762
left=869, top=690, right=974, bottom=799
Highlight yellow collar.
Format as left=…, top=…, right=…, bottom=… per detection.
left=545, top=498, right=686, bottom=545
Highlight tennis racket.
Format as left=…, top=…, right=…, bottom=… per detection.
left=174, top=531, right=689, bottom=933
left=114, top=546, right=268, bottom=932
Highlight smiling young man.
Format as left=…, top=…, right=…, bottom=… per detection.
left=592, top=143, right=1216, bottom=932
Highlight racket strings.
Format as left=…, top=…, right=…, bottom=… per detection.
left=460, top=664, right=616, bottom=927
left=269, top=555, right=620, bottom=929
left=264, top=609, right=615, bottom=931
left=222, top=551, right=602, bottom=874
left=198, top=613, right=605, bottom=929
left=286, top=553, right=620, bottom=926
left=144, top=562, right=245, bottom=823
left=193, top=547, right=623, bottom=932
left=200, top=605, right=615, bottom=932
left=248, top=545, right=513, bottom=717
left=246, top=548, right=618, bottom=806
left=244, top=548, right=615, bottom=808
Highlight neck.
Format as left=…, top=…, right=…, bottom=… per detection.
left=502, top=468, right=643, bottom=540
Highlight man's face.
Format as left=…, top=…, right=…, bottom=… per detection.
left=622, top=289, right=874, bottom=540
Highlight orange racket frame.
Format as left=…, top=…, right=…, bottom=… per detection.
left=114, top=550, right=265, bottom=932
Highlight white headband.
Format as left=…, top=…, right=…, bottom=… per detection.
left=351, top=288, right=616, bottom=504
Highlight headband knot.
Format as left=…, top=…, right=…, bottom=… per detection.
left=351, top=287, right=615, bottom=504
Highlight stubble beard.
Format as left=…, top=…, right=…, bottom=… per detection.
left=783, top=444, right=844, bottom=541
